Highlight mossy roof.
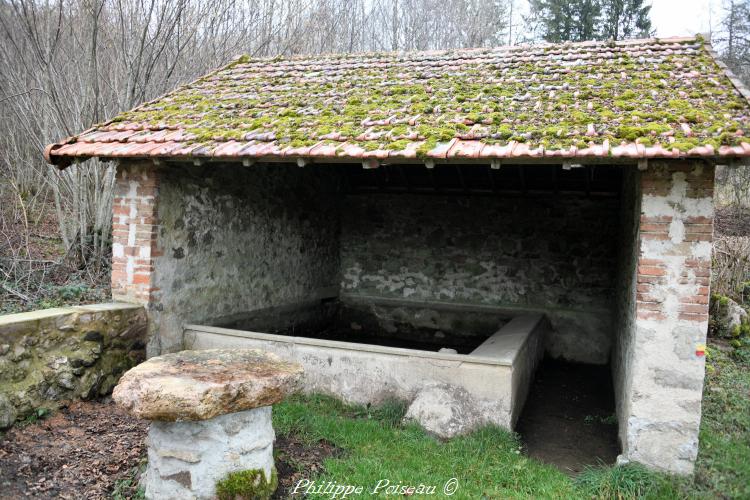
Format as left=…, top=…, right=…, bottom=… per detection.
left=45, top=36, right=750, bottom=167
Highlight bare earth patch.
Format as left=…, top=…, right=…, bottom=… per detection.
left=0, top=400, right=340, bottom=499
left=273, top=435, right=342, bottom=499
left=516, top=359, right=620, bottom=475
left=0, top=400, right=147, bottom=499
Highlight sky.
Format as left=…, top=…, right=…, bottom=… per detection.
left=513, top=0, right=725, bottom=41
left=650, top=0, right=722, bottom=37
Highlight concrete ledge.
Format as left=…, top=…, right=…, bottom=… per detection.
left=0, top=302, right=143, bottom=327
left=341, top=293, right=612, bottom=316
left=185, top=324, right=514, bottom=367
left=185, top=324, right=513, bottom=426
left=185, top=312, right=549, bottom=431
left=470, top=314, right=545, bottom=364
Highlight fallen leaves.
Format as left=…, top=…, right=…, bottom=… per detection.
left=0, top=400, right=147, bottom=499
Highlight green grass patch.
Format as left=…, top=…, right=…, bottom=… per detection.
left=272, top=337, right=750, bottom=499
left=692, top=338, right=750, bottom=498
left=275, top=395, right=577, bottom=499
left=576, top=464, right=683, bottom=499
left=111, top=458, right=146, bottom=500
left=16, top=408, right=51, bottom=428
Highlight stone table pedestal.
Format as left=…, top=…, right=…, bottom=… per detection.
left=113, top=349, right=302, bottom=499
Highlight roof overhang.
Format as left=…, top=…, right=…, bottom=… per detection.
left=44, top=35, right=750, bottom=169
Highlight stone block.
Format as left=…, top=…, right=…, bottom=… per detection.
left=114, top=348, right=302, bottom=498
left=143, top=407, right=275, bottom=499
left=404, top=383, right=487, bottom=439
left=113, top=349, right=302, bottom=421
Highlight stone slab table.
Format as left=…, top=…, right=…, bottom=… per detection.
left=113, top=348, right=303, bottom=499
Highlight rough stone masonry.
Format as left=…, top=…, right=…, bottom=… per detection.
left=112, top=160, right=620, bottom=365
left=109, top=158, right=715, bottom=475
left=111, top=162, right=341, bottom=356
left=0, top=303, right=147, bottom=428
left=613, top=161, right=714, bottom=475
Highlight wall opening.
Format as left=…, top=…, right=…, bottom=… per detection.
left=159, top=161, right=624, bottom=366
left=153, top=161, right=625, bottom=432
left=340, top=162, right=623, bottom=365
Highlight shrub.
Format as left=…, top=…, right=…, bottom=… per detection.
left=712, top=236, right=750, bottom=305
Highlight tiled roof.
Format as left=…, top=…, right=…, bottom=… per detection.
left=45, top=36, right=750, bottom=167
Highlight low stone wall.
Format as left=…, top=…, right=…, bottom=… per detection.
left=0, top=303, right=147, bottom=428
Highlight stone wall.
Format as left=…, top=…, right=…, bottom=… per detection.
left=0, top=303, right=147, bottom=428
left=613, top=161, right=714, bottom=474
left=111, top=161, right=342, bottom=354
left=112, top=161, right=621, bottom=362
left=340, top=193, right=620, bottom=363
left=612, top=167, right=641, bottom=464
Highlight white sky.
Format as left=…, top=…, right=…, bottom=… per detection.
left=514, top=0, right=725, bottom=41
left=650, top=0, right=722, bottom=37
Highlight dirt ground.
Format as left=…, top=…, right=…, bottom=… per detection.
left=516, top=359, right=620, bottom=475
left=0, top=400, right=338, bottom=499
left=273, top=435, right=342, bottom=498
left=0, top=400, right=147, bottom=499
left=0, top=368, right=619, bottom=497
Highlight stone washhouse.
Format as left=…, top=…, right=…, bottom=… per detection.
left=45, top=36, right=750, bottom=475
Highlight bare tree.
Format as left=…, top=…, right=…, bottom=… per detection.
left=0, top=0, right=511, bottom=305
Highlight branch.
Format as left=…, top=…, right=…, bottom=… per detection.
left=0, top=87, right=51, bottom=104
left=1, top=282, right=31, bottom=303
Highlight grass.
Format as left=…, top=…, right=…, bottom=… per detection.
left=111, top=459, right=146, bottom=500
left=16, top=408, right=51, bottom=428
left=576, top=464, right=681, bottom=499
left=274, top=396, right=578, bottom=499
left=691, top=337, right=750, bottom=498
left=271, top=337, right=750, bottom=499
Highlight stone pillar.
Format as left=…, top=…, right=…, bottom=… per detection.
left=619, top=162, right=714, bottom=474
left=145, top=408, right=275, bottom=499
left=111, top=161, right=164, bottom=355
left=111, top=162, right=162, bottom=306
left=113, top=349, right=303, bottom=499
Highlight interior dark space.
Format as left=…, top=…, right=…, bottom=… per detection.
left=516, top=358, right=620, bottom=474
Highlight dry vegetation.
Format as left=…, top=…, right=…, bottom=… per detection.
left=713, top=166, right=750, bottom=306
left=0, top=0, right=511, bottom=312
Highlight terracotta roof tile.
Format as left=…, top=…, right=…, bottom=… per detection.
left=45, top=36, right=750, bottom=167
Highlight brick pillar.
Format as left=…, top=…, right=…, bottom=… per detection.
left=623, top=162, right=714, bottom=474
left=112, top=162, right=162, bottom=306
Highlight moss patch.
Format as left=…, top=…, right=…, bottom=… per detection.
left=84, top=37, right=750, bottom=156
left=215, top=468, right=278, bottom=500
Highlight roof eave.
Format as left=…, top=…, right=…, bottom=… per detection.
left=44, top=150, right=749, bottom=169
left=703, top=41, right=750, bottom=108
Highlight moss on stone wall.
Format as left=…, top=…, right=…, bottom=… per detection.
left=0, top=304, right=147, bottom=428
left=215, top=467, right=278, bottom=500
